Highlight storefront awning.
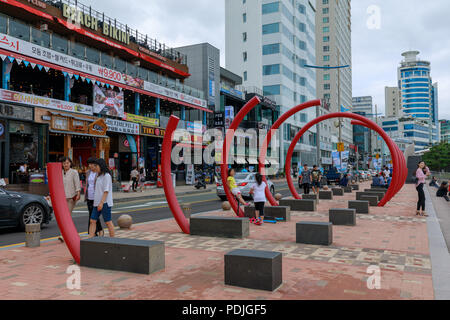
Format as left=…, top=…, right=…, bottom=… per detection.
left=246, top=157, right=259, bottom=164
left=49, top=129, right=109, bottom=139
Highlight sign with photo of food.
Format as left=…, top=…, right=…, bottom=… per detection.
left=93, top=84, right=124, bottom=117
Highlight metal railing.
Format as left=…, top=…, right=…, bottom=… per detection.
left=44, top=0, right=187, bottom=64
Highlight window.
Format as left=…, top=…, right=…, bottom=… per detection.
left=127, top=62, right=138, bottom=77
left=323, top=0, right=329, bottom=4
left=300, top=113, right=307, bottom=122
left=114, top=57, right=127, bottom=73
left=324, top=84, right=330, bottom=90
left=323, top=17, right=329, bottom=23
left=243, top=51, right=247, bottom=62
left=262, top=23, right=280, bottom=34
left=243, top=32, right=247, bottom=42
left=263, top=64, right=280, bottom=75
left=31, top=27, right=50, bottom=48
left=323, top=74, right=330, bottom=81
left=323, top=45, right=329, bottom=52
left=262, top=2, right=279, bottom=14
left=0, top=14, right=6, bottom=34
left=323, top=26, right=329, bottom=32
left=243, top=0, right=246, bottom=3
left=263, top=43, right=280, bottom=55
left=298, top=22, right=306, bottom=32
left=322, top=8, right=329, bottom=14
left=52, top=33, right=68, bottom=54
left=298, top=4, right=305, bottom=14
left=324, top=93, right=330, bottom=99
left=323, top=36, right=329, bottom=42
left=101, top=53, right=113, bottom=69
left=298, top=40, right=306, bottom=50
left=263, top=85, right=281, bottom=96
left=9, top=19, right=29, bottom=41
left=243, top=71, right=247, bottom=81
left=323, top=55, right=330, bottom=61
left=243, top=13, right=247, bottom=23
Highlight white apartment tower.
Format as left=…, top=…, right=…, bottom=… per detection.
left=315, top=0, right=353, bottom=151
left=225, top=0, right=318, bottom=169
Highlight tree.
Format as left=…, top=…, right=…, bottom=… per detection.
left=423, top=142, right=450, bottom=172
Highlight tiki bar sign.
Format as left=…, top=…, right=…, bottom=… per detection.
left=62, top=4, right=130, bottom=45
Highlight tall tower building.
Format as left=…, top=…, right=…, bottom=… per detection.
left=315, top=0, right=353, bottom=152
left=225, top=0, right=318, bottom=169
left=385, top=86, right=401, bottom=118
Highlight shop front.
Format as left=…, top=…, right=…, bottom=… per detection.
left=140, top=124, right=166, bottom=182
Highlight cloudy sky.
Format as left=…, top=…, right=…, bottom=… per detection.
left=83, top=0, right=449, bottom=120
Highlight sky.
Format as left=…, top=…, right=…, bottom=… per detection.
left=82, top=0, right=449, bottom=120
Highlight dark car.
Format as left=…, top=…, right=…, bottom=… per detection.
left=0, top=188, right=53, bottom=230
left=324, top=167, right=342, bottom=185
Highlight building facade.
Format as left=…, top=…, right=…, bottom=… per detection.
left=440, top=119, right=450, bottom=143
left=0, top=0, right=208, bottom=185
left=315, top=0, right=353, bottom=155
left=225, top=0, right=318, bottom=170
left=352, top=96, right=373, bottom=169
left=385, top=86, right=401, bottom=118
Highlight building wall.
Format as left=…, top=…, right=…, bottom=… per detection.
left=385, top=86, right=401, bottom=118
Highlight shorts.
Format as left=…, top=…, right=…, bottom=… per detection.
left=254, top=202, right=265, bottom=216
left=312, top=181, right=320, bottom=188
left=91, top=203, right=112, bottom=223
left=231, top=188, right=241, bottom=196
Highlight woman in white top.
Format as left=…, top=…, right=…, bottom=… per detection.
left=85, top=157, right=103, bottom=236
left=249, top=173, right=267, bottom=225
left=88, top=158, right=115, bottom=238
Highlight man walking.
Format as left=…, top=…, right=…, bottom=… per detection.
left=311, top=165, right=322, bottom=194
left=299, top=164, right=312, bottom=195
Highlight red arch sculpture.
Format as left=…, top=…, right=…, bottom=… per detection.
left=221, top=96, right=261, bottom=217
left=258, top=99, right=322, bottom=206
left=47, top=162, right=81, bottom=264
left=161, top=115, right=191, bottom=234
left=284, top=113, right=405, bottom=207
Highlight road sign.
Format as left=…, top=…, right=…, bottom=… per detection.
left=337, top=143, right=345, bottom=152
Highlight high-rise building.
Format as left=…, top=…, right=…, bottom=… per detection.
left=315, top=0, right=353, bottom=153
left=225, top=0, right=318, bottom=169
left=440, top=120, right=450, bottom=143
left=352, top=96, right=373, bottom=169
left=385, top=86, right=401, bottom=118
left=398, top=51, right=439, bottom=146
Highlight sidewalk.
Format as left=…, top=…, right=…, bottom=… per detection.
left=0, top=181, right=441, bottom=300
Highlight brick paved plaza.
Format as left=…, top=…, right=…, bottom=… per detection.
left=0, top=181, right=443, bottom=300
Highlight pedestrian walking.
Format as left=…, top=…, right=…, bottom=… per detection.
left=130, top=166, right=139, bottom=192
left=61, top=157, right=80, bottom=214
left=88, top=158, right=115, bottom=238
left=139, top=166, right=146, bottom=192
left=414, top=161, right=430, bottom=217
left=85, top=157, right=103, bottom=237
left=249, top=173, right=266, bottom=225
left=299, top=164, right=312, bottom=195
left=311, top=165, right=322, bottom=194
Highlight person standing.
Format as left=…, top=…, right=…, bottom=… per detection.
left=249, top=173, right=267, bottom=225
left=311, top=165, right=322, bottom=194
left=61, top=157, right=80, bottom=214
left=85, top=158, right=103, bottom=237
left=89, top=158, right=115, bottom=238
left=139, top=166, right=146, bottom=192
left=299, top=164, right=312, bottom=195
left=415, top=161, right=430, bottom=217
left=130, top=166, right=139, bottom=192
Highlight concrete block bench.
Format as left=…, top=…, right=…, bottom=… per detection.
left=319, top=190, right=333, bottom=200
left=343, top=186, right=353, bottom=193
left=361, top=195, right=378, bottom=206
left=265, top=206, right=291, bottom=221
left=329, top=208, right=356, bottom=226
left=332, top=188, right=344, bottom=196
left=350, top=184, right=359, bottom=191
left=348, top=200, right=370, bottom=214
left=225, top=249, right=282, bottom=291
left=279, top=199, right=316, bottom=212
left=356, top=192, right=382, bottom=201
left=365, top=189, right=386, bottom=194
left=296, top=222, right=332, bottom=246
left=302, top=193, right=319, bottom=203
left=190, top=216, right=249, bottom=238
left=80, top=238, right=165, bottom=275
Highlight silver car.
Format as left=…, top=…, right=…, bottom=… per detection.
left=216, top=172, right=275, bottom=200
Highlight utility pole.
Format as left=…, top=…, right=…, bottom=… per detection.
left=316, top=103, right=321, bottom=167
left=337, top=47, right=342, bottom=172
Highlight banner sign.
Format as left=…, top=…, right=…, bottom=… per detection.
left=123, top=113, right=159, bottom=127
left=141, top=125, right=166, bottom=138
left=224, top=106, right=234, bottom=129
left=0, top=88, right=92, bottom=115
left=0, top=102, right=33, bottom=121
left=0, top=33, right=206, bottom=109
left=105, top=118, right=139, bottom=135
left=93, top=84, right=124, bottom=117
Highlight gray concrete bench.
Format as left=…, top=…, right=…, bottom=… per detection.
left=356, top=192, right=382, bottom=201
left=332, top=188, right=344, bottom=196
left=279, top=199, right=316, bottom=212
left=350, top=184, right=359, bottom=191
left=343, top=186, right=353, bottom=193
left=80, top=238, right=165, bottom=275
left=365, top=188, right=386, bottom=194
left=319, top=190, right=333, bottom=200
left=225, top=249, right=282, bottom=291
left=190, top=216, right=249, bottom=238
left=265, top=206, right=291, bottom=221
left=329, top=208, right=356, bottom=226
left=361, top=195, right=378, bottom=206
left=302, top=193, right=319, bottom=203
left=296, top=222, right=332, bottom=246
left=348, top=200, right=370, bottom=214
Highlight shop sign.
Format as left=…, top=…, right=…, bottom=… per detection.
left=0, top=33, right=207, bottom=109
left=106, top=118, right=139, bottom=135
left=220, top=84, right=244, bottom=100
left=214, top=112, right=224, bottom=127
left=123, top=113, right=159, bottom=127
left=89, top=118, right=107, bottom=136
left=0, top=88, right=92, bottom=115
left=0, top=102, right=33, bottom=121
left=52, top=116, right=70, bottom=131
left=141, top=126, right=166, bottom=138
left=9, top=121, right=32, bottom=134
left=138, top=46, right=167, bottom=62
left=27, top=0, right=47, bottom=9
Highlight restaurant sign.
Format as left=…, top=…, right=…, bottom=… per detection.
left=105, top=118, right=139, bottom=135
left=141, top=126, right=166, bottom=138
left=123, top=113, right=159, bottom=127
left=0, top=102, right=33, bottom=121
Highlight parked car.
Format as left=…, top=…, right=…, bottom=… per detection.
left=0, top=188, right=53, bottom=230
left=216, top=173, right=275, bottom=201
left=324, top=168, right=341, bottom=185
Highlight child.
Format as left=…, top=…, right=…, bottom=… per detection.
left=250, top=173, right=267, bottom=225
left=227, top=168, right=248, bottom=206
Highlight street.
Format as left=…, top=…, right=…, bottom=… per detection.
left=0, top=181, right=291, bottom=247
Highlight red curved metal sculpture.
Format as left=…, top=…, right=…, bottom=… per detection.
left=284, top=113, right=404, bottom=206
left=161, top=115, right=190, bottom=234
left=259, top=99, right=322, bottom=206
left=221, top=96, right=261, bottom=217
left=47, top=162, right=81, bottom=264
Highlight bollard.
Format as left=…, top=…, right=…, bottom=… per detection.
left=25, top=223, right=41, bottom=248
left=181, top=203, right=192, bottom=219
